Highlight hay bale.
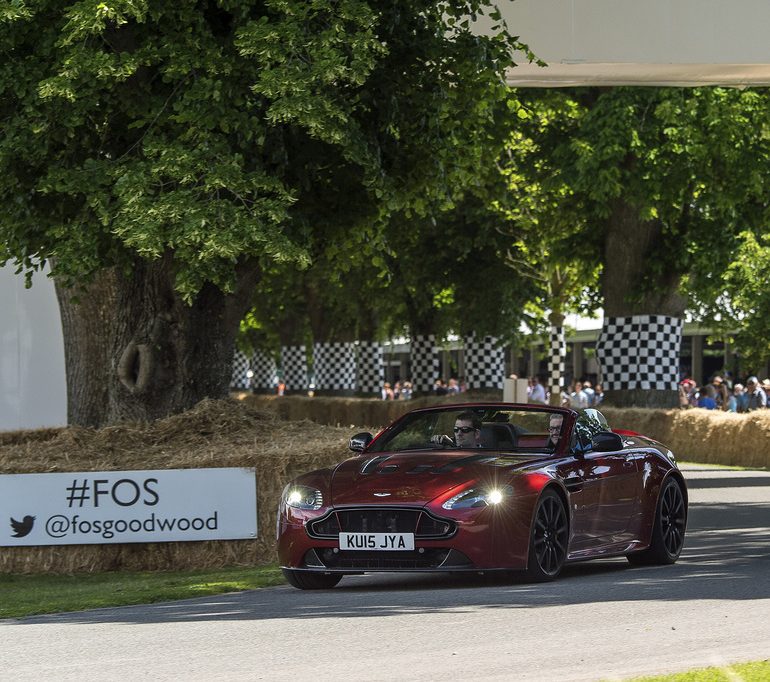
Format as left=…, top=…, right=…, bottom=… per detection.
left=0, top=398, right=351, bottom=574
left=601, top=407, right=770, bottom=468
left=3, top=396, right=768, bottom=574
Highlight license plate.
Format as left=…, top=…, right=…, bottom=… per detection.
left=339, top=532, right=415, bottom=551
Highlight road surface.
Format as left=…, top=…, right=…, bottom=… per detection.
left=2, top=466, right=769, bottom=681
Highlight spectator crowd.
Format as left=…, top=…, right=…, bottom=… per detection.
left=679, top=374, right=770, bottom=412
left=377, top=371, right=770, bottom=412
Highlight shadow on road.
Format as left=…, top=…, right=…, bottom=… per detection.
left=685, top=475, right=770, bottom=489
left=12, top=499, right=770, bottom=627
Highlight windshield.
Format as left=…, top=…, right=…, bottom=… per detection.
left=367, top=407, right=566, bottom=454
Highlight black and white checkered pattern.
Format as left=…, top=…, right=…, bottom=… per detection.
left=280, top=345, right=308, bottom=392
left=313, top=342, right=356, bottom=392
left=356, top=341, right=384, bottom=396
left=463, top=334, right=504, bottom=389
left=596, top=315, right=683, bottom=391
left=411, top=334, right=438, bottom=393
left=230, top=349, right=251, bottom=390
left=250, top=348, right=277, bottom=390
left=548, top=326, right=566, bottom=398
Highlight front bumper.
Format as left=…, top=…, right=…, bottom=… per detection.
left=277, top=502, right=534, bottom=572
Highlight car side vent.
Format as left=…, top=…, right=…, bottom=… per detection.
left=360, top=456, right=390, bottom=475
left=407, top=464, right=433, bottom=474
left=377, top=465, right=399, bottom=474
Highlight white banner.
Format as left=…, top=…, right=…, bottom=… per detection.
left=0, top=468, right=257, bottom=546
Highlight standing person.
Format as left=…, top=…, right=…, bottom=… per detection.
left=582, top=380, right=596, bottom=407
left=529, top=375, right=547, bottom=404
left=728, top=383, right=745, bottom=412
left=745, top=377, right=767, bottom=411
left=710, top=375, right=730, bottom=411
left=447, top=378, right=460, bottom=394
left=697, top=384, right=718, bottom=409
left=400, top=380, right=413, bottom=400
left=434, top=379, right=448, bottom=396
left=569, top=381, right=589, bottom=409
left=679, top=379, right=695, bottom=408
left=381, top=382, right=394, bottom=400
left=593, top=383, right=604, bottom=405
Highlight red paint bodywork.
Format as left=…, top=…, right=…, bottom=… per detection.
left=276, top=403, right=687, bottom=575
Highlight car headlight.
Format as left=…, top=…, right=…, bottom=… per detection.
left=283, top=484, right=323, bottom=510
left=442, top=486, right=513, bottom=510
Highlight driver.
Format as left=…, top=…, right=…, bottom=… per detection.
left=430, top=412, right=482, bottom=448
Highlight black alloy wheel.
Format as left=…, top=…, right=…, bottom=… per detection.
left=282, top=568, right=343, bottom=590
left=628, top=477, right=687, bottom=566
left=526, top=489, right=569, bottom=581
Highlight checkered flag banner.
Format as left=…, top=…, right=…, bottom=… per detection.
left=464, top=334, right=504, bottom=390
left=230, top=349, right=251, bottom=390
left=280, top=345, right=308, bottom=392
left=411, top=334, right=438, bottom=393
left=596, top=315, right=683, bottom=391
left=250, top=348, right=277, bottom=390
left=313, top=342, right=356, bottom=392
left=548, top=326, right=566, bottom=399
left=356, top=341, right=384, bottom=396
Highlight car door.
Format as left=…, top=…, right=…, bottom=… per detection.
left=559, top=446, right=643, bottom=556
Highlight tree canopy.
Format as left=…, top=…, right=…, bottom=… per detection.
left=0, top=0, right=535, bottom=424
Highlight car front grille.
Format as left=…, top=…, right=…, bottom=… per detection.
left=307, top=507, right=456, bottom=540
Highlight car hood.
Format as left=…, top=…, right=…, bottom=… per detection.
left=330, top=450, right=539, bottom=505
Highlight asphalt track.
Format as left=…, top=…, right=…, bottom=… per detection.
left=2, top=466, right=770, bottom=681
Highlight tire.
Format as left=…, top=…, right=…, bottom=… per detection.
left=525, top=488, right=569, bottom=581
left=282, top=568, right=342, bottom=590
left=628, top=477, right=687, bottom=566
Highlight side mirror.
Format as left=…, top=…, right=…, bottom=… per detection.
left=349, top=432, right=373, bottom=453
left=591, top=432, right=624, bottom=453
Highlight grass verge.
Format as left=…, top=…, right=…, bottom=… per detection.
left=1, top=565, right=284, bottom=619
left=627, top=660, right=770, bottom=681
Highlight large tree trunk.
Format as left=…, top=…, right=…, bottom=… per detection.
left=598, top=201, right=686, bottom=408
left=55, top=255, right=257, bottom=427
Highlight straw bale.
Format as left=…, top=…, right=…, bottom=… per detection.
left=3, top=396, right=768, bottom=574
left=601, top=407, right=770, bottom=468
left=0, top=398, right=353, bottom=574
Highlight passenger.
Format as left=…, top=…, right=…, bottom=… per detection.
left=547, top=413, right=564, bottom=449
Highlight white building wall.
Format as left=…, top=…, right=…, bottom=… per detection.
left=499, top=0, right=770, bottom=86
left=0, top=265, right=66, bottom=431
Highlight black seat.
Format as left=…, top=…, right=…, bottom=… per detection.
left=480, top=424, right=517, bottom=450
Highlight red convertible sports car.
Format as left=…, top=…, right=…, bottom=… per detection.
left=277, top=403, right=687, bottom=589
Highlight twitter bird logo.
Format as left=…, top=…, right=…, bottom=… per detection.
left=10, top=515, right=35, bottom=538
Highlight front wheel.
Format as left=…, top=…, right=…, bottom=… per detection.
left=525, top=488, right=569, bottom=581
left=282, top=568, right=342, bottom=590
left=628, top=477, right=687, bottom=566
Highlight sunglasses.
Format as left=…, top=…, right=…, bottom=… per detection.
left=453, top=426, right=477, bottom=434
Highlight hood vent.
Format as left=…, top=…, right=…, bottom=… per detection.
left=360, top=456, right=391, bottom=475
left=407, top=464, right=434, bottom=474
